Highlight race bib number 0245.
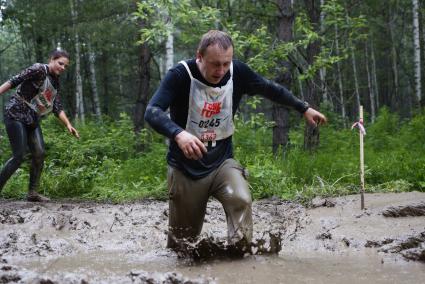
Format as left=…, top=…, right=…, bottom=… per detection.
left=198, top=118, right=221, bottom=128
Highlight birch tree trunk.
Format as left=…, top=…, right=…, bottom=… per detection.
left=273, top=0, right=294, bottom=156
left=335, top=24, right=346, bottom=127
left=346, top=12, right=361, bottom=112
left=70, top=0, right=85, bottom=123
left=388, top=5, right=399, bottom=107
left=319, top=0, right=329, bottom=105
left=165, top=24, right=174, bottom=74
left=350, top=46, right=360, bottom=111
left=365, top=41, right=376, bottom=122
left=371, top=38, right=380, bottom=110
left=412, top=0, right=422, bottom=105
left=87, top=42, right=101, bottom=120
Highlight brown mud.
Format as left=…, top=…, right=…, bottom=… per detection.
left=0, top=191, right=424, bottom=283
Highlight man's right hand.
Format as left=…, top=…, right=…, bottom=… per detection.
left=175, top=131, right=207, bottom=160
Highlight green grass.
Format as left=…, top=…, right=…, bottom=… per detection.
left=0, top=108, right=423, bottom=203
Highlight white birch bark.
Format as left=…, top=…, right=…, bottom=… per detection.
left=319, top=0, right=329, bottom=105
left=165, top=25, right=174, bottom=73
left=389, top=6, right=399, bottom=102
left=70, top=0, right=85, bottom=123
left=365, top=41, right=376, bottom=122
left=335, top=24, right=346, bottom=127
left=87, top=42, right=101, bottom=120
left=370, top=38, right=379, bottom=110
left=346, top=12, right=360, bottom=110
left=412, top=0, right=422, bottom=104
left=351, top=48, right=360, bottom=110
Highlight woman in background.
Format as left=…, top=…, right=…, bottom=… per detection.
left=0, top=49, right=79, bottom=202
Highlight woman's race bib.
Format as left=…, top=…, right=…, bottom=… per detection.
left=28, top=66, right=57, bottom=116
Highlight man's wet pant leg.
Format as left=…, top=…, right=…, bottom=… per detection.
left=212, top=159, right=253, bottom=245
left=167, top=166, right=209, bottom=248
left=166, top=159, right=253, bottom=249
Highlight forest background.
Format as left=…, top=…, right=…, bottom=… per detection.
left=0, top=0, right=423, bottom=203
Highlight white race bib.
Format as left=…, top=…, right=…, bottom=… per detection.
left=29, top=75, right=57, bottom=116
left=181, top=61, right=234, bottom=145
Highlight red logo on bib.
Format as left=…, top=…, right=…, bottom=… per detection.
left=201, top=102, right=221, bottom=118
left=43, top=89, right=53, bottom=102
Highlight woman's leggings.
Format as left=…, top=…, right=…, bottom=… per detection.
left=0, top=117, right=45, bottom=192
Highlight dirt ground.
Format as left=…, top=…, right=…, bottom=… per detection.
left=0, top=191, right=424, bottom=284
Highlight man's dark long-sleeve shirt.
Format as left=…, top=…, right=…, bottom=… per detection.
left=145, top=59, right=307, bottom=179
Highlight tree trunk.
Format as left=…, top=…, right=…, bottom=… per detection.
left=303, top=0, right=321, bottom=151
left=319, top=0, right=329, bottom=106
left=365, top=41, right=376, bottom=122
left=388, top=5, right=399, bottom=108
left=87, top=42, right=101, bottom=121
left=34, top=34, right=43, bottom=63
left=346, top=12, right=361, bottom=113
left=295, top=69, right=305, bottom=101
left=133, top=43, right=151, bottom=152
left=70, top=0, right=85, bottom=123
left=335, top=24, right=346, bottom=127
left=165, top=24, right=174, bottom=74
left=370, top=38, right=380, bottom=111
left=273, top=0, right=294, bottom=156
left=101, top=51, right=109, bottom=115
left=412, top=0, right=422, bottom=106
left=117, top=57, right=124, bottom=96
left=133, top=19, right=152, bottom=137
left=297, top=69, right=305, bottom=101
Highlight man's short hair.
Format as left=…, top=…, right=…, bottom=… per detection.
left=197, top=30, right=234, bottom=56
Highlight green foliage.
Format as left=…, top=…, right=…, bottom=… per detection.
left=84, top=141, right=168, bottom=202
left=234, top=109, right=425, bottom=203
left=363, top=108, right=425, bottom=189
left=0, top=110, right=423, bottom=203
left=293, top=0, right=368, bottom=82
left=135, top=0, right=220, bottom=53
left=232, top=25, right=277, bottom=76
left=0, top=114, right=167, bottom=202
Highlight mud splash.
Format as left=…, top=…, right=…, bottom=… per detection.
left=171, top=232, right=282, bottom=261
left=1, top=192, right=424, bottom=283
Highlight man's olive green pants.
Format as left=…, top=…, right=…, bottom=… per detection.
left=167, top=158, right=252, bottom=248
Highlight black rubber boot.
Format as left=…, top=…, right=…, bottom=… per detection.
left=27, top=191, right=50, bottom=202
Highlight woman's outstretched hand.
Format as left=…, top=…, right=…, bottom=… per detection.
left=67, top=124, right=80, bottom=139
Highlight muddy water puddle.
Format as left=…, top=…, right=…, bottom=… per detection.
left=13, top=249, right=425, bottom=283
left=1, top=192, right=425, bottom=283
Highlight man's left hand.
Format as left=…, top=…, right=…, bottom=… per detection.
left=303, top=108, right=327, bottom=127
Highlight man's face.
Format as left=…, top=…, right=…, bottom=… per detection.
left=196, top=44, right=233, bottom=84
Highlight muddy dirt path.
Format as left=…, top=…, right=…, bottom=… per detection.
left=1, top=192, right=424, bottom=283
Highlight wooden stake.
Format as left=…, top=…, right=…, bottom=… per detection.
left=359, top=106, right=365, bottom=210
